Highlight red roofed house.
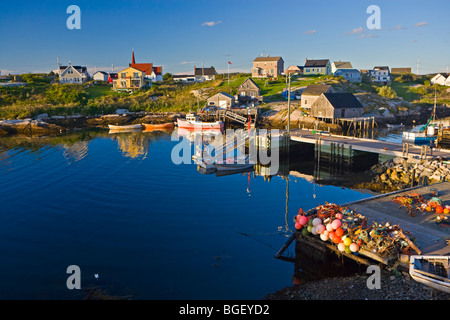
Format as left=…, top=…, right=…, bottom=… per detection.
left=129, top=50, right=163, bottom=83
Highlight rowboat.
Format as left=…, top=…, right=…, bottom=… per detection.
left=142, top=122, right=174, bottom=132
left=108, top=124, right=142, bottom=130
left=177, top=113, right=224, bottom=131
left=409, top=255, right=450, bottom=293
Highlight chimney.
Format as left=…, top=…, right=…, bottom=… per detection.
left=339, top=60, right=341, bottom=62
left=267, top=54, right=269, bottom=57
left=305, top=58, right=307, bottom=64
left=132, top=50, right=136, bottom=64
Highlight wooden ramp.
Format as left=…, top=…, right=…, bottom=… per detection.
left=290, top=129, right=450, bottom=160
left=343, top=182, right=450, bottom=256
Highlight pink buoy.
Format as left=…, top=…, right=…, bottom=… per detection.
left=295, top=222, right=302, bottom=230
left=316, top=224, right=325, bottom=234
left=298, top=216, right=308, bottom=226
left=349, top=243, right=359, bottom=252
left=323, top=230, right=329, bottom=236
left=331, top=219, right=341, bottom=230
left=335, top=213, right=343, bottom=220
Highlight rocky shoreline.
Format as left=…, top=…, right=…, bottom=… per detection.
left=265, top=270, right=450, bottom=300
left=352, top=157, right=450, bottom=193
left=0, top=111, right=184, bottom=136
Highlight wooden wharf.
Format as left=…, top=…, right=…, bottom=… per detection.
left=277, top=182, right=450, bottom=271
left=290, top=129, right=450, bottom=160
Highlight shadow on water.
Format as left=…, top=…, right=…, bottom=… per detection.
left=291, top=238, right=364, bottom=285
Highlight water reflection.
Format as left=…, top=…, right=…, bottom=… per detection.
left=0, top=128, right=376, bottom=299
left=62, top=141, right=88, bottom=164
left=0, top=129, right=175, bottom=164
left=110, top=132, right=150, bottom=159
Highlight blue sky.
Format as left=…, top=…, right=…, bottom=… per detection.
left=0, top=0, right=449, bottom=75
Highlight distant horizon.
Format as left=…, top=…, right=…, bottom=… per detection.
left=1, top=0, right=449, bottom=76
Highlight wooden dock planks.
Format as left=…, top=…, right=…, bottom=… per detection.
left=290, top=129, right=450, bottom=159
left=342, top=182, right=450, bottom=256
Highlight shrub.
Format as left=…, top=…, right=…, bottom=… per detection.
left=377, top=86, right=398, bottom=99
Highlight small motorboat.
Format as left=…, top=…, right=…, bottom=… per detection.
left=409, top=255, right=450, bottom=293
left=177, top=113, right=224, bottom=131
left=108, top=124, right=142, bottom=130
left=192, top=155, right=216, bottom=170
left=142, top=122, right=174, bottom=132
left=215, top=156, right=253, bottom=172
left=386, top=123, right=405, bottom=129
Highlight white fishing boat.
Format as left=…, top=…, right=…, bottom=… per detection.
left=403, top=88, right=439, bottom=144
left=409, top=255, right=450, bottom=293
left=402, top=124, right=437, bottom=144
left=177, top=113, right=224, bottom=131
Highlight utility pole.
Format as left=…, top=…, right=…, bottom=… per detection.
left=416, top=56, right=419, bottom=75
left=433, top=85, right=437, bottom=121
left=202, top=59, right=204, bottom=82
left=56, top=56, right=61, bottom=82
left=287, top=73, right=291, bottom=135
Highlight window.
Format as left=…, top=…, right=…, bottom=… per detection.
left=305, top=100, right=307, bottom=105
left=133, top=72, right=139, bottom=78
left=121, top=72, right=126, bottom=79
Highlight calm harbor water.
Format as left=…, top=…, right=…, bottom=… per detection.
left=0, top=129, right=375, bottom=299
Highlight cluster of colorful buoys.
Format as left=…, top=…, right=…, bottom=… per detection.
left=294, top=208, right=360, bottom=254
left=392, top=193, right=450, bottom=216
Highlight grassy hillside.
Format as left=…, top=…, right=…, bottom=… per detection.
left=1, top=71, right=448, bottom=120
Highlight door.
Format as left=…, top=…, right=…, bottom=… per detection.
left=219, top=100, right=227, bottom=108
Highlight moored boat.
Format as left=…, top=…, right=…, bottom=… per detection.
left=409, top=255, right=450, bottom=293
left=402, top=125, right=437, bottom=144
left=108, top=124, right=142, bottom=130
left=142, top=122, right=174, bottom=132
left=177, top=113, right=224, bottom=131
left=386, top=123, right=405, bottom=129
left=215, top=156, right=253, bottom=171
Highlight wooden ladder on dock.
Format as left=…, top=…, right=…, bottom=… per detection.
left=224, top=110, right=248, bottom=125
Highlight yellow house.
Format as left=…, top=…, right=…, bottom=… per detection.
left=303, top=59, right=331, bottom=75
left=113, top=67, right=148, bottom=92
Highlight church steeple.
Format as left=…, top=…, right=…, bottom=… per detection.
left=131, top=50, right=135, bottom=64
